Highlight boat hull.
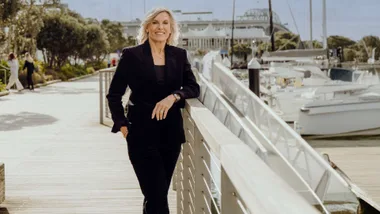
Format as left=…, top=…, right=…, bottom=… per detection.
left=298, top=101, right=380, bottom=135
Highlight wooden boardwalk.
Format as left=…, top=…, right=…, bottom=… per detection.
left=0, top=75, right=176, bottom=214
left=311, top=139, right=380, bottom=206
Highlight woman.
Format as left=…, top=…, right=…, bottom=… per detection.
left=23, top=52, right=35, bottom=90
left=5, top=53, right=24, bottom=91
left=107, top=7, right=200, bottom=214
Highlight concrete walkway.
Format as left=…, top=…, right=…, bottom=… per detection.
left=0, top=75, right=176, bottom=213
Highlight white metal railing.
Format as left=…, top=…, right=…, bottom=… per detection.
left=0, top=65, right=9, bottom=85
left=210, top=62, right=359, bottom=212
left=99, top=67, right=115, bottom=125
left=99, top=67, right=130, bottom=126
left=98, top=67, right=321, bottom=213
left=176, top=98, right=320, bottom=214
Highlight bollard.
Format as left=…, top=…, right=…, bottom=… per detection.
left=248, top=58, right=261, bottom=97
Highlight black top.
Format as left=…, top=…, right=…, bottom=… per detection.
left=23, top=60, right=35, bottom=73
left=154, top=65, right=165, bottom=85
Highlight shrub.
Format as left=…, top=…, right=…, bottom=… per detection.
left=0, top=80, right=6, bottom=92
left=0, top=60, right=10, bottom=84
left=56, top=72, right=68, bottom=81
left=86, top=67, right=95, bottom=74
left=86, top=61, right=107, bottom=71
left=59, top=63, right=90, bottom=80
left=44, top=68, right=60, bottom=81
left=19, top=71, right=46, bottom=87
left=60, top=63, right=76, bottom=80
left=72, top=65, right=87, bottom=76
left=34, top=60, right=46, bottom=74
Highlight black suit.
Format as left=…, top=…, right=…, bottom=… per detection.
left=107, top=40, right=200, bottom=214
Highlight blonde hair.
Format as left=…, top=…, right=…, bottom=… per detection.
left=137, top=7, right=180, bottom=46
left=25, top=52, right=33, bottom=62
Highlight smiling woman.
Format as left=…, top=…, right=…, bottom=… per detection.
left=106, top=7, right=200, bottom=214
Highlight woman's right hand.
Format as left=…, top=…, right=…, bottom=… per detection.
left=120, top=126, right=128, bottom=138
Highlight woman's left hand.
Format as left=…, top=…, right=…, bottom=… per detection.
left=151, top=95, right=176, bottom=120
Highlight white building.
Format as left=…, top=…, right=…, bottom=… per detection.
left=121, top=8, right=290, bottom=51
left=181, top=24, right=270, bottom=50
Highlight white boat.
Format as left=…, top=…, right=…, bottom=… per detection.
left=297, top=85, right=380, bottom=136
left=260, top=63, right=380, bottom=122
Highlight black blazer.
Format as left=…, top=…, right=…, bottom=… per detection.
left=106, top=40, right=200, bottom=142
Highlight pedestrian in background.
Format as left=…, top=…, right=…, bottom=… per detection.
left=23, top=52, right=35, bottom=90
left=5, top=53, right=23, bottom=92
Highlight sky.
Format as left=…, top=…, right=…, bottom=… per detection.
left=60, top=0, right=380, bottom=41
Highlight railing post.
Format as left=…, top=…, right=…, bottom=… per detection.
left=105, top=72, right=110, bottom=118
left=99, top=72, right=104, bottom=124
left=194, top=127, right=212, bottom=213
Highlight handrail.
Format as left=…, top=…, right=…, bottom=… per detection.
left=179, top=98, right=319, bottom=213
left=211, top=62, right=359, bottom=210
left=0, top=65, right=9, bottom=70
left=99, top=67, right=117, bottom=126
left=0, top=65, right=9, bottom=85
left=198, top=74, right=268, bottom=160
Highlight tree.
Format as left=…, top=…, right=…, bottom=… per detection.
left=12, top=3, right=45, bottom=56
left=125, top=36, right=136, bottom=47
left=327, top=35, right=356, bottom=49
left=0, top=0, right=21, bottom=25
left=37, top=13, right=87, bottom=68
left=343, top=48, right=357, bottom=62
left=0, top=0, right=21, bottom=49
left=360, top=35, right=380, bottom=60
left=100, top=19, right=127, bottom=53
left=79, top=24, right=109, bottom=64
left=257, top=31, right=302, bottom=53
left=275, top=31, right=301, bottom=50
left=276, top=31, right=301, bottom=44
left=66, top=9, right=86, bottom=24
left=229, top=43, right=251, bottom=61
left=312, top=40, right=323, bottom=48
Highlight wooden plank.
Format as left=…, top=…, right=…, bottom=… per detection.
left=315, top=146, right=380, bottom=206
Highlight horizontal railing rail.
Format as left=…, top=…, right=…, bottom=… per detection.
left=210, top=62, right=359, bottom=211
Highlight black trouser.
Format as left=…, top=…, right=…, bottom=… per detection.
left=27, top=72, right=33, bottom=89
left=127, top=131, right=182, bottom=214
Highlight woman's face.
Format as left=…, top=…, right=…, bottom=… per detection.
left=147, top=12, right=171, bottom=43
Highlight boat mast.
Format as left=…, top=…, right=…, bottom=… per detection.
left=309, top=0, right=313, bottom=49
left=322, top=0, right=327, bottom=49
left=268, top=0, right=275, bottom=51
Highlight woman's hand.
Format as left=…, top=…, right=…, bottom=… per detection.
left=152, top=95, right=176, bottom=120
left=120, top=126, right=128, bottom=138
